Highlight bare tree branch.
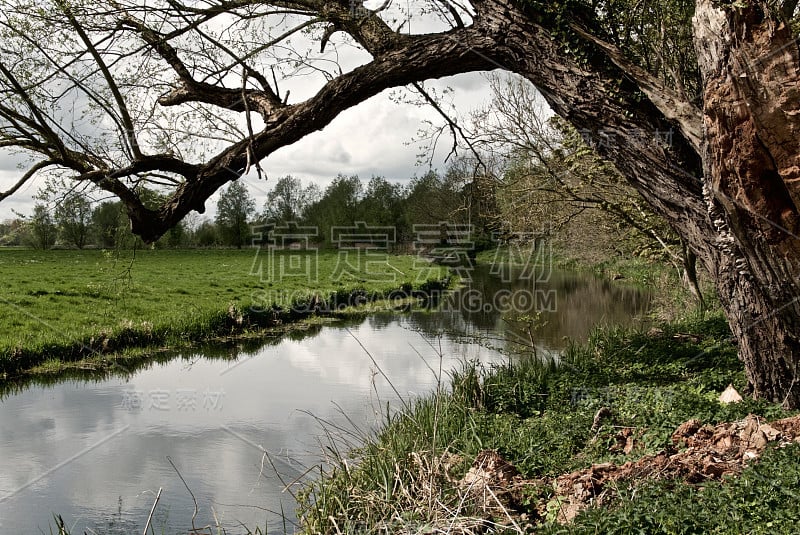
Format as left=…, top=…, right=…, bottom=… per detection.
left=412, top=81, right=485, bottom=171
left=62, top=7, right=143, bottom=160
left=0, top=160, right=55, bottom=201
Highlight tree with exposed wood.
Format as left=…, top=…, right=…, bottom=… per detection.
left=1, top=0, right=799, bottom=405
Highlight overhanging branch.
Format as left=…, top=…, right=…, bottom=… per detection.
left=0, top=160, right=55, bottom=202
left=569, top=22, right=703, bottom=152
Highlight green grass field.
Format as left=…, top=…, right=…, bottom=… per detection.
left=0, top=248, right=448, bottom=376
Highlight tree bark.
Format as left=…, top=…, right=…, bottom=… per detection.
left=480, top=0, right=800, bottom=405
left=693, top=0, right=800, bottom=406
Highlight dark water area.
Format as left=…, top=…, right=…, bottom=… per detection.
left=0, top=266, right=651, bottom=534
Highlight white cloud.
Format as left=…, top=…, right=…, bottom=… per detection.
left=264, top=72, right=494, bottom=179
left=0, top=40, right=501, bottom=222
left=224, top=72, right=498, bottom=216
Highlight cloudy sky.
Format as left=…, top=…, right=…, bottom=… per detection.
left=0, top=2, right=510, bottom=222
left=213, top=71, right=497, bottom=217
left=0, top=73, right=495, bottom=221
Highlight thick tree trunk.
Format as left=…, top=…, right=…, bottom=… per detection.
left=485, top=0, right=800, bottom=405
left=694, top=0, right=800, bottom=406
left=716, top=264, right=800, bottom=406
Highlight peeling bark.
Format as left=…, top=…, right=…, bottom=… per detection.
left=693, top=0, right=800, bottom=406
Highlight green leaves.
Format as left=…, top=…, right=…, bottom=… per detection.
left=215, top=180, right=256, bottom=248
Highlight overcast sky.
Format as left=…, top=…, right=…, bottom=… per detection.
left=0, top=73, right=495, bottom=221
left=209, top=72, right=496, bottom=219
left=0, top=2, right=511, bottom=222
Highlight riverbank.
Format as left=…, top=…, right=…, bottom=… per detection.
left=296, top=312, right=800, bottom=533
left=477, top=244, right=715, bottom=322
left=0, top=248, right=449, bottom=381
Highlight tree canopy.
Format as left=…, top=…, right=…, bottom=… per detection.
left=216, top=180, right=256, bottom=248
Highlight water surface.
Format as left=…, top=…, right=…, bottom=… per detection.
left=0, top=266, right=651, bottom=533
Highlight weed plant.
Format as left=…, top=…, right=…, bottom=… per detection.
left=297, top=312, right=798, bottom=533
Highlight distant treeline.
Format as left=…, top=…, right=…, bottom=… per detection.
left=0, top=169, right=499, bottom=250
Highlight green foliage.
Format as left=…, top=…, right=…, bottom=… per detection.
left=359, top=176, right=406, bottom=230
left=285, top=169, right=494, bottom=248
left=478, top=74, right=684, bottom=269
left=591, top=0, right=700, bottom=98
left=216, top=180, right=257, bottom=248
left=297, top=312, right=798, bottom=533
left=262, top=174, right=318, bottom=224
left=304, top=174, right=363, bottom=244
left=403, top=169, right=464, bottom=227
left=515, top=0, right=592, bottom=61
left=193, top=219, right=220, bottom=246
left=53, top=192, right=92, bottom=248
left=24, top=203, right=57, bottom=249
left=91, top=201, right=127, bottom=248
left=0, top=219, right=24, bottom=246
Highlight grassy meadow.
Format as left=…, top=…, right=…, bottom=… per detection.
left=0, top=247, right=448, bottom=377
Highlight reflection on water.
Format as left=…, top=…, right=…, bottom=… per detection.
left=407, top=264, right=651, bottom=356
left=0, top=267, right=650, bottom=534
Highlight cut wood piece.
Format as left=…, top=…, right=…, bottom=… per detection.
left=719, top=384, right=743, bottom=404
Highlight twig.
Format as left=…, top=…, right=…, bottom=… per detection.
left=412, top=81, right=486, bottom=172
left=344, top=327, right=409, bottom=410
left=167, top=455, right=198, bottom=532
left=280, top=463, right=318, bottom=495
left=485, top=484, right=523, bottom=533
left=241, top=67, right=264, bottom=181
left=142, top=487, right=162, bottom=535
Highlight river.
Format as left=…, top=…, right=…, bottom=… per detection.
left=0, top=265, right=651, bottom=534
